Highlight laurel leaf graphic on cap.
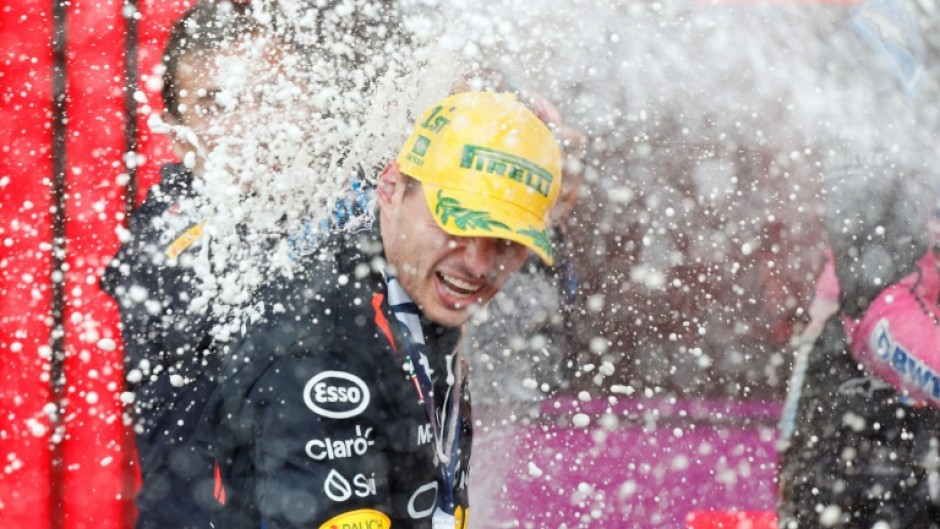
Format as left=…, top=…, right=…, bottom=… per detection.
left=434, top=190, right=510, bottom=232
left=517, top=226, right=552, bottom=259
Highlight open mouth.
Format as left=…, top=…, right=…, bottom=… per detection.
left=437, top=272, right=483, bottom=300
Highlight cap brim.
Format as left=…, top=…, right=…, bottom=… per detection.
left=421, top=182, right=554, bottom=266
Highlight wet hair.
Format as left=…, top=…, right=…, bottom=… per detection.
left=161, top=0, right=257, bottom=121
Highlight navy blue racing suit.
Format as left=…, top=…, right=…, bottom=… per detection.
left=198, top=224, right=472, bottom=529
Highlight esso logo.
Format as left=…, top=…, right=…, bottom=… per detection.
left=304, top=371, right=370, bottom=419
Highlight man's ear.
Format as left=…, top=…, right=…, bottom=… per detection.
left=377, top=161, right=402, bottom=207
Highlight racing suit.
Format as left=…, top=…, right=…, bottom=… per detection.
left=848, top=250, right=940, bottom=407
left=776, top=167, right=940, bottom=529
left=100, top=162, right=219, bottom=529
left=199, top=223, right=472, bottom=529
left=777, top=314, right=940, bottom=528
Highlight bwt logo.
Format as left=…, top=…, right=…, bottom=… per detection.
left=304, top=371, right=370, bottom=419
left=871, top=320, right=940, bottom=401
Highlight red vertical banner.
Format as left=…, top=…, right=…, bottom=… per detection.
left=59, top=0, right=132, bottom=527
left=0, top=1, right=55, bottom=528
left=134, top=0, right=190, bottom=206
left=109, top=1, right=189, bottom=523
left=2, top=2, right=210, bottom=528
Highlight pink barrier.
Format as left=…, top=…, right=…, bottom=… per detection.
left=472, top=398, right=781, bottom=528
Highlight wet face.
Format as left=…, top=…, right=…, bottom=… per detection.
left=169, top=35, right=300, bottom=175
left=378, top=164, right=529, bottom=327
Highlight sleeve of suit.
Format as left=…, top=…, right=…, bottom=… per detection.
left=847, top=250, right=940, bottom=407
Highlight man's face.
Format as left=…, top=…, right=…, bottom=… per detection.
left=378, top=165, right=529, bottom=327
left=170, top=35, right=300, bottom=175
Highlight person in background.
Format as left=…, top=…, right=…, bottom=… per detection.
left=776, top=1, right=940, bottom=526
left=778, top=219, right=940, bottom=529
left=200, top=91, right=562, bottom=529
left=101, top=2, right=297, bottom=527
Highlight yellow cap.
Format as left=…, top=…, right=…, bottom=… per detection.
left=397, top=91, right=562, bottom=265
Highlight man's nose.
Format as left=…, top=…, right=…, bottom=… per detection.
left=464, top=237, right=500, bottom=277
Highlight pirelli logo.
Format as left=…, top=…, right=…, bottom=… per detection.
left=460, top=144, right=553, bottom=197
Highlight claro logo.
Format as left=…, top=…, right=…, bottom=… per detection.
left=306, top=426, right=375, bottom=461
left=304, top=371, right=370, bottom=419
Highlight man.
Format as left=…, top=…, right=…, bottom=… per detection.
left=100, top=3, right=296, bottom=528
left=202, top=91, right=562, bottom=529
